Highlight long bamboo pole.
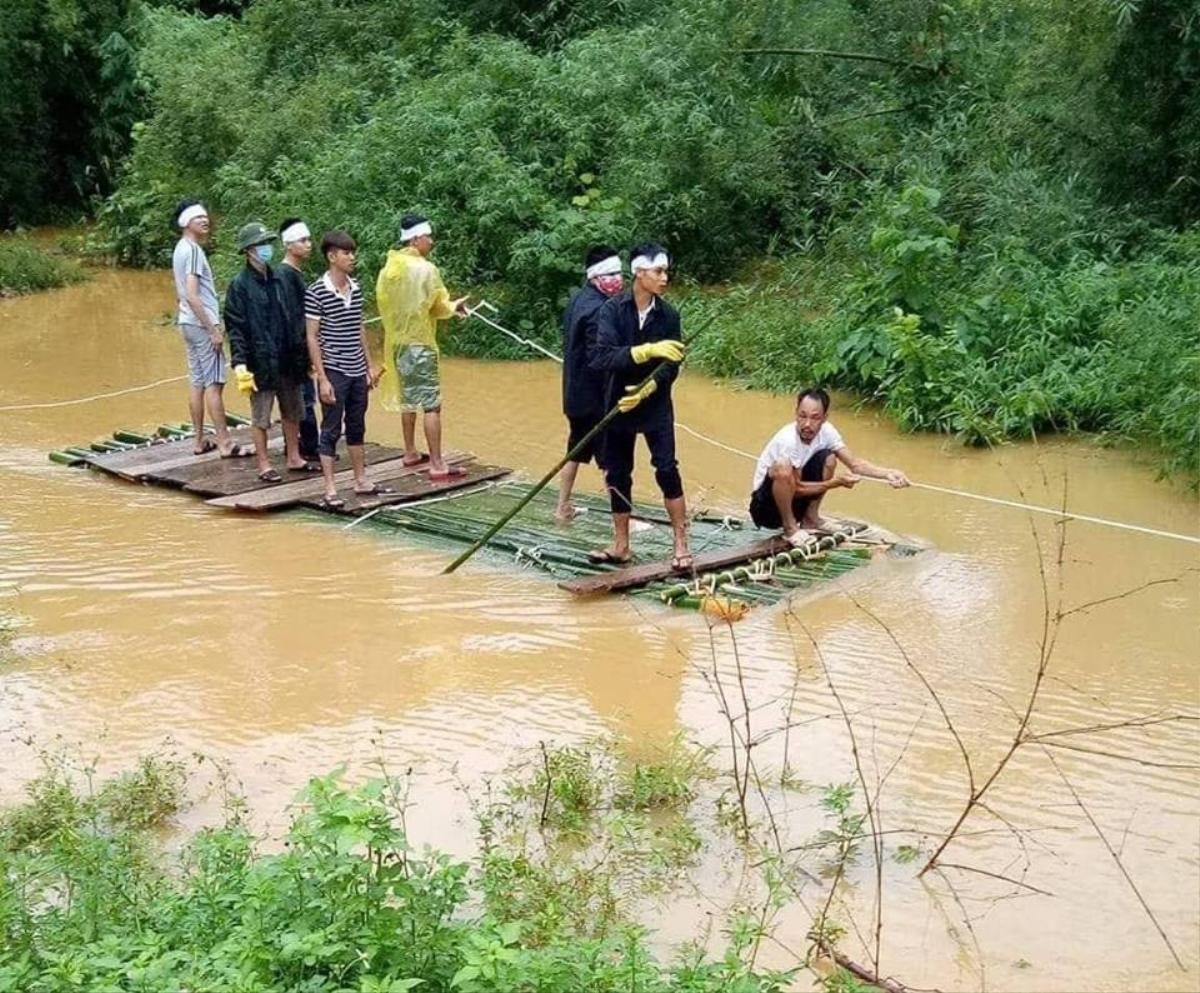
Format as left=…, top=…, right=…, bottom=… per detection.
left=442, top=337, right=695, bottom=575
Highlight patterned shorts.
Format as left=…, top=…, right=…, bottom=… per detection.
left=394, top=343, right=442, bottom=413
left=180, top=322, right=227, bottom=388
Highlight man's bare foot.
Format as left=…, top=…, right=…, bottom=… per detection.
left=554, top=503, right=577, bottom=523
left=799, top=515, right=829, bottom=531
left=783, top=528, right=812, bottom=548
left=587, top=547, right=632, bottom=565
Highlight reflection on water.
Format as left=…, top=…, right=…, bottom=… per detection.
left=1, top=269, right=1197, bottom=991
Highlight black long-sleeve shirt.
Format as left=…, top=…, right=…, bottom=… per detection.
left=590, top=289, right=681, bottom=428
left=561, top=283, right=609, bottom=419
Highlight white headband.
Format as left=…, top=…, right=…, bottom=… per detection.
left=281, top=221, right=310, bottom=244
left=400, top=221, right=432, bottom=242
left=630, top=251, right=669, bottom=273
left=585, top=255, right=622, bottom=280
left=177, top=204, right=208, bottom=229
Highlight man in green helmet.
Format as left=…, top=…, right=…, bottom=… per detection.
left=224, top=220, right=315, bottom=482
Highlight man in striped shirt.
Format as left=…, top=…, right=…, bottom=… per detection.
left=304, top=230, right=384, bottom=509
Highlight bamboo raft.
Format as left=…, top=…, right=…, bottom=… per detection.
left=50, top=417, right=919, bottom=614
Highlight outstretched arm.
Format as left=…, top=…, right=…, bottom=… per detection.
left=836, top=446, right=909, bottom=487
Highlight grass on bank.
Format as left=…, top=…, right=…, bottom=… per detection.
left=0, top=238, right=86, bottom=297
left=0, top=743, right=816, bottom=993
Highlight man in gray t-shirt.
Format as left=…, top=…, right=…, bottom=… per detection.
left=171, top=200, right=246, bottom=457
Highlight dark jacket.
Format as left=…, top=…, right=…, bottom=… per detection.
left=590, top=289, right=681, bottom=427
left=276, top=262, right=310, bottom=361
left=224, top=263, right=308, bottom=390
left=561, top=282, right=609, bottom=418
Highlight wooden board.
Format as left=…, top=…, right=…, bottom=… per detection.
left=89, top=427, right=280, bottom=480
left=205, top=451, right=472, bottom=511
left=305, top=463, right=512, bottom=515
left=559, top=537, right=791, bottom=595
left=154, top=444, right=406, bottom=497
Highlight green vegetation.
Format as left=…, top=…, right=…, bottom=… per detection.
left=0, top=240, right=86, bottom=296
left=3, top=0, right=1196, bottom=476
left=0, top=750, right=796, bottom=992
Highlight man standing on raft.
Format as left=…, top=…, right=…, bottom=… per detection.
left=376, top=213, right=469, bottom=480
left=750, top=387, right=909, bottom=544
left=555, top=244, right=624, bottom=522
left=589, top=242, right=691, bottom=570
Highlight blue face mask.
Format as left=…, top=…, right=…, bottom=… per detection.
left=253, top=243, right=275, bottom=263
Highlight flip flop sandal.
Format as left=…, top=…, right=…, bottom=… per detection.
left=257, top=468, right=283, bottom=483
left=402, top=453, right=430, bottom=467
left=320, top=495, right=346, bottom=510
left=192, top=439, right=218, bottom=455
left=354, top=483, right=395, bottom=496
left=671, top=555, right=695, bottom=573
left=220, top=443, right=253, bottom=459
left=587, top=549, right=634, bottom=565
left=287, top=462, right=322, bottom=473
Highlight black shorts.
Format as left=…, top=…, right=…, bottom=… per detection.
left=748, top=448, right=835, bottom=529
left=566, top=413, right=604, bottom=466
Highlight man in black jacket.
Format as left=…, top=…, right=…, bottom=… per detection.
left=555, top=244, right=624, bottom=522
left=225, top=221, right=313, bottom=482
left=588, top=242, right=691, bottom=570
left=277, top=216, right=320, bottom=461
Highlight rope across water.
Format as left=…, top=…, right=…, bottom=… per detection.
left=8, top=301, right=1196, bottom=545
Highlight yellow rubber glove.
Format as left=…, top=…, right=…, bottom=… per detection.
left=617, top=379, right=657, bottom=414
left=234, top=364, right=257, bottom=395
left=630, top=339, right=685, bottom=364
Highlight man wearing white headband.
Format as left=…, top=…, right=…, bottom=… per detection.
left=375, top=212, right=469, bottom=480
left=588, top=241, right=692, bottom=571
left=170, top=198, right=247, bottom=458
left=277, top=216, right=319, bottom=461
left=554, top=244, right=624, bottom=522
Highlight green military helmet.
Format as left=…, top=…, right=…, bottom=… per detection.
left=235, top=220, right=274, bottom=252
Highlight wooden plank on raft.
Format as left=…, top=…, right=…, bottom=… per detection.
left=169, top=443, right=409, bottom=498
left=205, top=451, right=473, bottom=511
left=560, top=537, right=793, bottom=595
left=309, top=463, right=513, bottom=516
left=88, top=427, right=281, bottom=480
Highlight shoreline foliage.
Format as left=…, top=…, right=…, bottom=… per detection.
left=0, top=240, right=87, bottom=297
left=4, top=0, right=1197, bottom=475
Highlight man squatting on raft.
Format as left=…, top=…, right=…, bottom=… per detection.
left=376, top=213, right=469, bottom=480
left=224, top=221, right=316, bottom=482
left=555, top=245, right=625, bottom=522
left=588, top=243, right=692, bottom=571
left=750, top=387, right=909, bottom=545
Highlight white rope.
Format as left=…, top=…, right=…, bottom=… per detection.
left=465, top=300, right=564, bottom=362
left=859, top=476, right=1200, bottom=545
left=465, top=299, right=1200, bottom=545
left=0, top=375, right=188, bottom=412
left=342, top=480, right=502, bottom=529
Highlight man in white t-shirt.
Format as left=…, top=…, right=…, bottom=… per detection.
left=749, top=387, right=909, bottom=544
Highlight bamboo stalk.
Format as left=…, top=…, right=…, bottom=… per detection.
left=442, top=352, right=688, bottom=575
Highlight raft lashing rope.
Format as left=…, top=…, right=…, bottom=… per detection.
left=363, top=479, right=900, bottom=613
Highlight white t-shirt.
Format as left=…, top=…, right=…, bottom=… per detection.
left=751, top=421, right=845, bottom=490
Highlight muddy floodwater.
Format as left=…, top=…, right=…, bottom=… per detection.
left=2, top=269, right=1198, bottom=991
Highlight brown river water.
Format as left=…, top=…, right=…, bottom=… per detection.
left=1, top=268, right=1198, bottom=991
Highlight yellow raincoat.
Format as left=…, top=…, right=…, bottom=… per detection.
left=375, top=247, right=458, bottom=412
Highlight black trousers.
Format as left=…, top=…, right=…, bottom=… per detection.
left=748, top=448, right=835, bottom=529
left=603, top=420, right=683, bottom=513
left=318, top=368, right=369, bottom=457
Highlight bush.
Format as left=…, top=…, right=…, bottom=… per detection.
left=0, top=760, right=794, bottom=992
left=0, top=239, right=87, bottom=296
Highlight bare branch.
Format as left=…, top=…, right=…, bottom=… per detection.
left=1028, top=713, right=1199, bottom=742
left=1059, top=574, right=1188, bottom=621
left=1041, top=746, right=1186, bottom=970
left=1036, top=738, right=1200, bottom=771
left=937, top=861, right=1055, bottom=897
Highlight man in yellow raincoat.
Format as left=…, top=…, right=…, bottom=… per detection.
left=376, top=213, right=468, bottom=479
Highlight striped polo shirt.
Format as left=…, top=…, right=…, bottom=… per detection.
left=305, top=272, right=368, bottom=377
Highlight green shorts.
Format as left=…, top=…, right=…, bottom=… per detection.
left=395, top=343, right=442, bottom=413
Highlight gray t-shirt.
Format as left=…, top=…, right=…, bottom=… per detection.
left=172, top=236, right=219, bottom=327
